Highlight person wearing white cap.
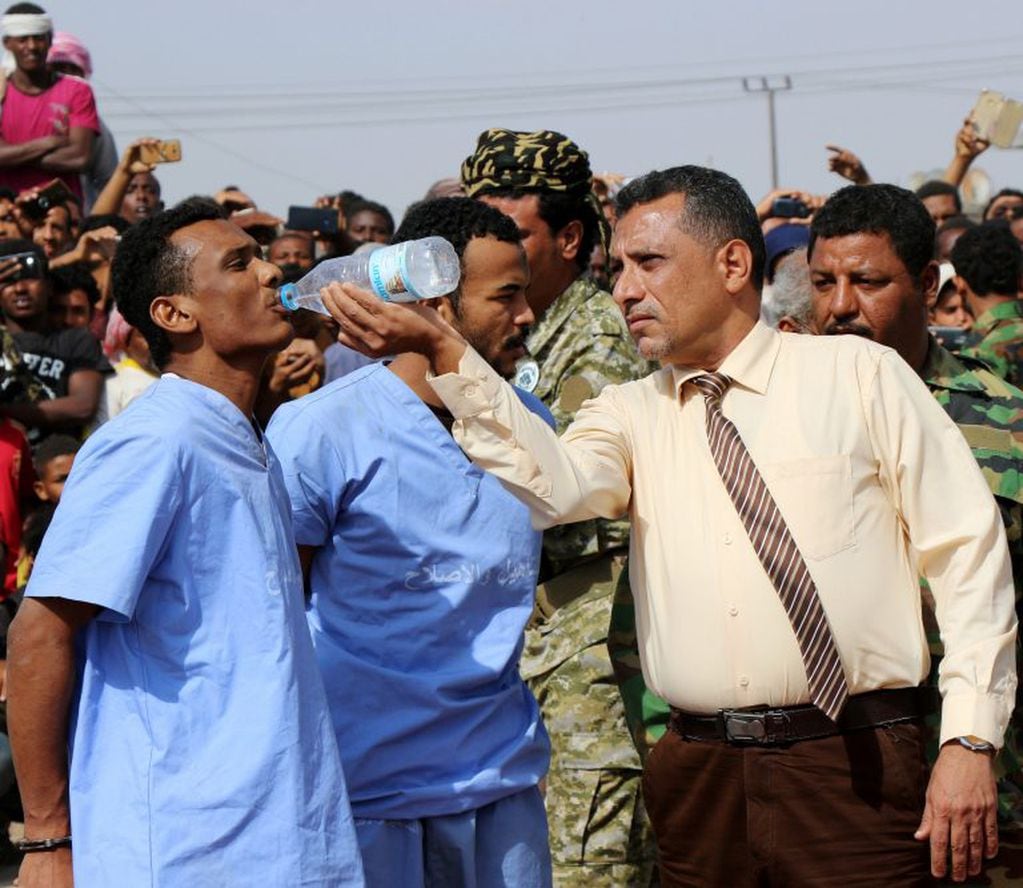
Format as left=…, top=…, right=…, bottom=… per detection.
left=0, top=3, right=98, bottom=202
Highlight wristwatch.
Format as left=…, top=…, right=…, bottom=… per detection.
left=953, top=735, right=996, bottom=754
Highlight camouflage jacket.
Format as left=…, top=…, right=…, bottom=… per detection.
left=608, top=337, right=1023, bottom=759
left=514, top=276, right=654, bottom=576
left=960, top=299, right=1023, bottom=389
left=922, top=340, right=1023, bottom=808
left=923, top=339, right=1023, bottom=559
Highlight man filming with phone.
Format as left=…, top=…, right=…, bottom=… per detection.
left=0, top=239, right=108, bottom=441
left=0, top=4, right=98, bottom=203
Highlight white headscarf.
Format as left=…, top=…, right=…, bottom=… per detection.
left=1, top=13, right=53, bottom=75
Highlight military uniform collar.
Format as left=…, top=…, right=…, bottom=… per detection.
left=971, top=299, right=1023, bottom=337
left=921, top=337, right=987, bottom=394
left=526, top=276, right=601, bottom=356
left=671, top=321, right=779, bottom=398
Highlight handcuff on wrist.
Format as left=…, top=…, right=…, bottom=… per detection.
left=15, top=835, right=71, bottom=853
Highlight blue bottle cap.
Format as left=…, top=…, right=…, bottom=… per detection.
left=279, top=283, right=298, bottom=311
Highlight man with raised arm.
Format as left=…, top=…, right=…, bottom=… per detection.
left=322, top=166, right=1017, bottom=887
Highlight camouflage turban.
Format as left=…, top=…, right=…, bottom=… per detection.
left=460, top=128, right=611, bottom=255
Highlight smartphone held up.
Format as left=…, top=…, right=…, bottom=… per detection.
left=137, top=140, right=183, bottom=165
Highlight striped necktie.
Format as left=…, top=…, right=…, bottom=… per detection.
left=691, top=372, right=849, bottom=721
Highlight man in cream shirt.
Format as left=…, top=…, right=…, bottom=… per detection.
left=319, top=165, right=1017, bottom=888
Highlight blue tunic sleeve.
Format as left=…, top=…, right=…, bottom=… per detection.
left=26, top=426, right=183, bottom=622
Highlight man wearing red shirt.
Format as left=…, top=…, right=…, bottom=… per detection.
left=0, top=4, right=98, bottom=201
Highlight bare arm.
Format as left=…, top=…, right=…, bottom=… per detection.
left=7, top=596, right=100, bottom=886
left=0, top=134, right=66, bottom=168
left=37, top=128, right=94, bottom=174
left=1, top=368, right=103, bottom=431
left=943, top=117, right=989, bottom=188
left=90, top=138, right=159, bottom=218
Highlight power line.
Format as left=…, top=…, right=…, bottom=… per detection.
left=93, top=52, right=1023, bottom=109
left=93, top=77, right=333, bottom=194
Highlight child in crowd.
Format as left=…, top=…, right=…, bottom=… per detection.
left=31, top=434, right=78, bottom=505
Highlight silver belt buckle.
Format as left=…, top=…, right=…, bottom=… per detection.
left=721, top=710, right=768, bottom=744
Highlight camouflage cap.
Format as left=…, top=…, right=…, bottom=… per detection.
left=461, top=128, right=610, bottom=254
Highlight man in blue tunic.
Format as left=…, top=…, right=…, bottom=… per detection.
left=268, top=197, right=552, bottom=888
left=6, top=198, right=364, bottom=888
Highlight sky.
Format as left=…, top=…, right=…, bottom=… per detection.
left=43, top=0, right=1023, bottom=220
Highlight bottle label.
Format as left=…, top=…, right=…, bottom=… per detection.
left=367, top=243, right=422, bottom=302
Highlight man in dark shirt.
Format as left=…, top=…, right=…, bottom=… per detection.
left=0, top=239, right=107, bottom=439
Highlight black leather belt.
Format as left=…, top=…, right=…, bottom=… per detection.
left=669, top=687, right=935, bottom=747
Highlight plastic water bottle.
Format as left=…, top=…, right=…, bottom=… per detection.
left=278, top=236, right=460, bottom=313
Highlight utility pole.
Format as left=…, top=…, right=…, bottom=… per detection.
left=742, top=76, right=792, bottom=189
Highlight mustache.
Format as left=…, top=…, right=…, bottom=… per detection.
left=823, top=322, right=873, bottom=339
left=502, top=333, right=527, bottom=351
left=625, top=301, right=662, bottom=322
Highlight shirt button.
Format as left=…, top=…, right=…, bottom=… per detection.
left=723, top=533, right=732, bottom=545
left=728, top=605, right=739, bottom=616
left=739, top=676, right=750, bottom=688
left=464, top=384, right=478, bottom=398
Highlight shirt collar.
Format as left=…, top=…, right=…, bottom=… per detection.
left=921, top=336, right=991, bottom=394
left=971, top=299, right=1023, bottom=336
left=670, top=321, right=780, bottom=398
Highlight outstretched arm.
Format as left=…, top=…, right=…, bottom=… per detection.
left=321, top=282, right=634, bottom=527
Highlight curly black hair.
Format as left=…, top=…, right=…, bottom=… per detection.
left=111, top=197, right=226, bottom=369
left=5, top=2, right=46, bottom=14
left=393, top=197, right=521, bottom=313
left=616, top=165, right=766, bottom=289
left=950, top=223, right=1022, bottom=298
left=32, top=433, right=79, bottom=476
left=983, top=188, right=1023, bottom=221
left=914, top=179, right=961, bottom=213
left=51, top=263, right=100, bottom=307
left=346, top=199, right=395, bottom=237
left=809, top=184, right=935, bottom=280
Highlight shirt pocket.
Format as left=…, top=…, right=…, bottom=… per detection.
left=759, top=454, right=856, bottom=561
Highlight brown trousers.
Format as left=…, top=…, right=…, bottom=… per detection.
left=642, top=722, right=931, bottom=887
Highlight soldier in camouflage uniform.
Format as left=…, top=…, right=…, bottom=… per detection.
left=953, top=224, right=1023, bottom=387
left=807, top=186, right=1023, bottom=884
left=461, top=128, right=658, bottom=887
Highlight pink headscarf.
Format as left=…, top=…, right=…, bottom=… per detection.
left=47, top=32, right=92, bottom=80
left=103, top=307, right=133, bottom=360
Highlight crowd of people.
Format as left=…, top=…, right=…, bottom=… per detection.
left=0, top=2, right=1020, bottom=887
